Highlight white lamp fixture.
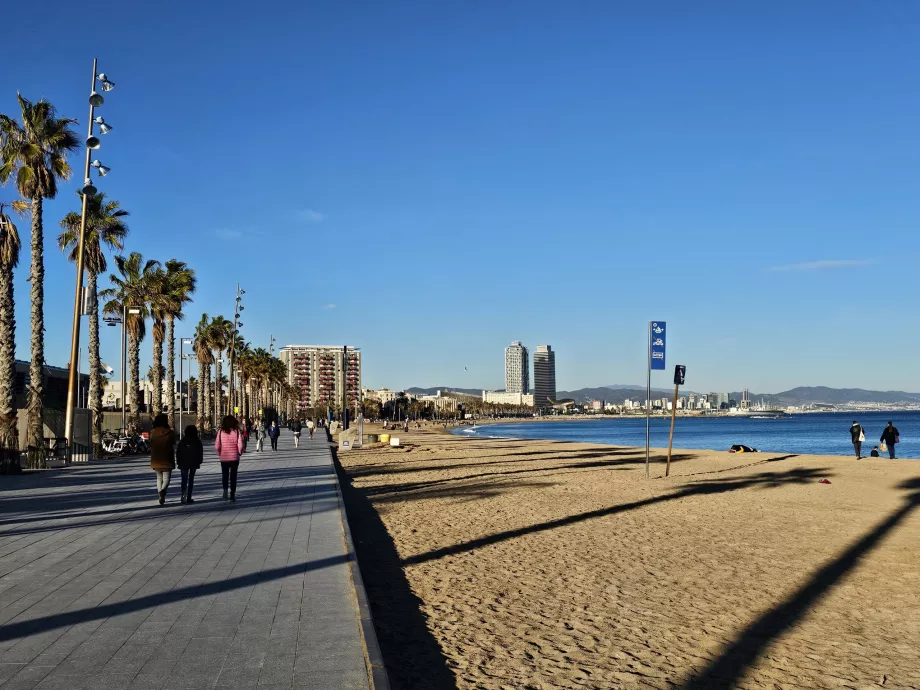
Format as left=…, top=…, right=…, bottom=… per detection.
left=97, top=73, right=115, bottom=91
left=94, top=117, right=113, bottom=134
left=91, top=160, right=110, bottom=177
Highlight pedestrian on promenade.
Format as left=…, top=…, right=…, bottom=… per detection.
left=880, top=421, right=900, bottom=459
left=254, top=418, right=266, bottom=452
left=850, top=420, right=865, bottom=459
left=149, top=413, right=176, bottom=505
left=240, top=418, right=249, bottom=452
left=269, top=420, right=280, bottom=451
left=291, top=418, right=302, bottom=447
left=307, top=418, right=314, bottom=439
left=215, top=415, right=244, bottom=502
left=176, top=425, right=203, bottom=504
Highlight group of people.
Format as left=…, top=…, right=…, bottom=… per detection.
left=849, top=420, right=900, bottom=459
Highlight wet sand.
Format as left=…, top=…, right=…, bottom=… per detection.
left=337, top=425, right=920, bottom=689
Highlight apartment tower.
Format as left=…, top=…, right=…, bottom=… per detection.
left=533, top=345, right=556, bottom=410
left=505, top=341, right=530, bottom=394
left=278, top=345, right=361, bottom=414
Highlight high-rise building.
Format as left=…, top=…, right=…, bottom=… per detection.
left=505, top=341, right=530, bottom=394
left=278, top=345, right=361, bottom=414
left=533, top=345, right=556, bottom=410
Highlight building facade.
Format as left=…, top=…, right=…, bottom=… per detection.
left=505, top=341, right=530, bottom=394
left=482, top=390, right=534, bottom=406
left=532, top=345, right=556, bottom=410
left=279, top=346, right=362, bottom=414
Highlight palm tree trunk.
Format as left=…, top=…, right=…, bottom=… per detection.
left=214, top=356, right=223, bottom=420
left=152, top=330, right=164, bottom=416
left=199, top=360, right=211, bottom=432
left=27, top=195, right=44, bottom=450
left=167, top=317, right=176, bottom=430
left=0, top=258, right=17, bottom=450
left=129, top=330, right=140, bottom=432
left=87, top=273, right=102, bottom=458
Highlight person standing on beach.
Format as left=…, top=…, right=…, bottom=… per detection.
left=880, top=421, right=900, bottom=459
left=176, top=425, right=203, bottom=504
left=215, top=416, right=244, bottom=501
left=149, top=414, right=176, bottom=505
left=850, top=421, right=865, bottom=459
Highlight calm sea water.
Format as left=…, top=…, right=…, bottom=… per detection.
left=453, top=411, right=920, bottom=458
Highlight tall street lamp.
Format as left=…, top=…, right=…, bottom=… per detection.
left=229, top=285, right=244, bottom=413
left=213, top=359, right=224, bottom=429
left=65, top=58, right=116, bottom=460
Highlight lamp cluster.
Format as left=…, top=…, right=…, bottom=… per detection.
left=82, top=71, right=116, bottom=196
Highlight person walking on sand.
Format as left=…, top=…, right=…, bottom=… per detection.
left=850, top=420, right=865, bottom=459
left=176, top=425, right=203, bottom=504
left=880, top=421, right=900, bottom=459
left=215, top=416, right=244, bottom=501
left=291, top=418, right=302, bottom=448
left=268, top=420, right=281, bottom=452
left=149, top=413, right=176, bottom=505
left=254, top=418, right=266, bottom=452
left=307, top=418, right=314, bottom=439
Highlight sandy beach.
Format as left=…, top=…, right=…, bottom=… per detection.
left=336, top=424, right=920, bottom=690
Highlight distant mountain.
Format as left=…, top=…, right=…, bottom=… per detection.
left=768, top=387, right=920, bottom=405
left=558, top=387, right=653, bottom=404
left=406, top=386, right=483, bottom=397
left=604, top=384, right=676, bottom=393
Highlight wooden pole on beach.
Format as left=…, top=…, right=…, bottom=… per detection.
left=666, top=383, right=679, bottom=477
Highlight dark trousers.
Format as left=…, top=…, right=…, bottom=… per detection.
left=221, top=461, right=239, bottom=496
left=270, top=437, right=278, bottom=451
left=180, top=467, right=196, bottom=498
left=888, top=443, right=896, bottom=459
left=853, top=441, right=862, bottom=458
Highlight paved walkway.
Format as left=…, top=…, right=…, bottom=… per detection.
left=0, top=431, right=373, bottom=690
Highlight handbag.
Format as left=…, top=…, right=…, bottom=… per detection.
left=895, top=435, right=899, bottom=444
left=880, top=442, right=888, bottom=453
left=859, top=430, right=865, bottom=442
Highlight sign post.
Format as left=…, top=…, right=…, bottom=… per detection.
left=666, top=364, right=685, bottom=477
left=646, top=321, right=666, bottom=478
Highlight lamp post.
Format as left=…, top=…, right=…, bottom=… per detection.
left=64, top=59, right=116, bottom=460
left=229, top=285, right=244, bottom=413
left=213, top=359, right=224, bottom=429
left=178, top=338, right=193, bottom=437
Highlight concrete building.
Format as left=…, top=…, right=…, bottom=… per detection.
left=482, top=390, right=535, bottom=406
left=279, top=346, right=362, bottom=414
left=418, top=390, right=459, bottom=412
left=362, top=387, right=400, bottom=403
left=532, top=345, right=556, bottom=410
left=505, top=341, right=529, bottom=394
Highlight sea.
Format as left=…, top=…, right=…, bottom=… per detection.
left=453, top=410, right=920, bottom=459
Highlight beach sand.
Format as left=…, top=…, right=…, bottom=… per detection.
left=336, top=424, right=920, bottom=689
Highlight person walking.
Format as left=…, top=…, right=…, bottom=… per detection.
left=215, top=416, right=244, bottom=501
left=291, top=418, right=302, bottom=447
left=880, top=421, right=900, bottom=459
left=307, top=418, right=314, bottom=440
left=850, top=420, right=865, bottom=459
left=149, top=413, right=176, bottom=505
left=176, top=425, right=203, bottom=504
left=268, top=420, right=281, bottom=452
left=254, top=418, right=266, bottom=452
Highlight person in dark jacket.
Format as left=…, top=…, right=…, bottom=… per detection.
left=149, top=414, right=176, bottom=505
left=850, top=421, right=865, bottom=459
left=176, top=425, right=204, bottom=504
left=880, top=421, right=900, bottom=459
left=268, top=420, right=281, bottom=451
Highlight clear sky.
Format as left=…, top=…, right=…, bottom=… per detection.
left=2, top=1, right=918, bottom=394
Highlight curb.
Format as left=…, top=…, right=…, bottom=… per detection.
left=330, top=447, right=391, bottom=690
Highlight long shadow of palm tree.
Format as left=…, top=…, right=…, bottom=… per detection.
left=680, top=477, right=920, bottom=689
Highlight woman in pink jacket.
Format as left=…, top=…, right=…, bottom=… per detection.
left=215, top=416, right=244, bottom=501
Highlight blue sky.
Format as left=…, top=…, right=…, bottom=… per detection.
left=2, top=1, right=918, bottom=393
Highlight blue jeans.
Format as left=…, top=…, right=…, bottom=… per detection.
left=180, top=467, right=196, bottom=498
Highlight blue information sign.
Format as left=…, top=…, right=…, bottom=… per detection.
left=650, top=321, right=666, bottom=370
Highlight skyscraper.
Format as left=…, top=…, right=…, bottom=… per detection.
left=505, top=341, right=529, bottom=394
left=533, top=345, right=556, bottom=410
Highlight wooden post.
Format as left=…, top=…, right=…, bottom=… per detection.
left=666, top=383, right=679, bottom=477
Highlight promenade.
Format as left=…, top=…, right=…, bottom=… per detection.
left=0, top=432, right=375, bottom=690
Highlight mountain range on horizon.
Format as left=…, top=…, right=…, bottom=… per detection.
left=404, top=385, right=920, bottom=406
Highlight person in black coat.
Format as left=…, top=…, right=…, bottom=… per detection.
left=177, top=425, right=204, bottom=504
left=880, top=421, right=900, bottom=459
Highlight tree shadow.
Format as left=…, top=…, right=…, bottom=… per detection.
left=680, top=476, right=920, bottom=689
left=400, top=467, right=833, bottom=566
left=333, top=451, right=459, bottom=690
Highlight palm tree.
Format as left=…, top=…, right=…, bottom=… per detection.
left=161, top=261, right=195, bottom=429
left=101, top=253, right=160, bottom=432
left=186, top=375, right=198, bottom=412
left=208, top=316, right=233, bottom=419
left=58, top=193, right=128, bottom=457
left=193, top=314, right=215, bottom=432
left=0, top=201, right=24, bottom=449
left=0, top=96, right=79, bottom=449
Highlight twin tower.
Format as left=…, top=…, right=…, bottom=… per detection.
left=505, top=342, right=557, bottom=410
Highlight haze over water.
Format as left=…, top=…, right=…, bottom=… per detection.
left=456, top=411, right=920, bottom=459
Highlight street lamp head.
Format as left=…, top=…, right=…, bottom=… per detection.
left=97, top=73, right=115, bottom=91
left=237, top=322, right=244, bottom=328
left=239, top=288, right=246, bottom=295
left=238, top=305, right=244, bottom=311
left=81, top=178, right=98, bottom=196
left=91, top=160, right=110, bottom=177
left=94, top=117, right=113, bottom=135
left=86, top=135, right=101, bottom=150
left=89, top=91, right=104, bottom=107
